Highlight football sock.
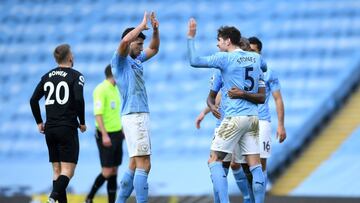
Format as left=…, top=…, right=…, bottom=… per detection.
left=50, top=175, right=70, bottom=201
left=250, top=165, right=265, bottom=203
left=87, top=173, right=106, bottom=200
left=134, top=168, right=149, bottom=203
left=209, top=162, right=229, bottom=203
left=107, top=175, right=117, bottom=203
left=233, top=168, right=252, bottom=203
left=116, top=169, right=134, bottom=203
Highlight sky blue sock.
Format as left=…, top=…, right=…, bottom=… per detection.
left=223, top=167, right=229, bottom=176
left=263, top=170, right=268, bottom=190
left=134, top=168, right=149, bottom=203
left=250, top=165, right=265, bottom=203
left=233, top=168, right=252, bottom=203
left=212, top=183, right=220, bottom=203
left=115, top=169, right=134, bottom=203
left=209, top=162, right=229, bottom=203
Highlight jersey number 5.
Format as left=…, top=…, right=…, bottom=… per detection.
left=44, top=81, right=69, bottom=105
left=244, top=67, right=254, bottom=91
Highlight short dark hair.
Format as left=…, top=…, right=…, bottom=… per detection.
left=248, top=36, right=263, bottom=52
left=239, top=37, right=251, bottom=51
left=217, top=26, right=241, bottom=47
left=53, top=44, right=71, bottom=64
left=105, top=64, right=113, bottom=78
left=121, top=27, right=146, bottom=40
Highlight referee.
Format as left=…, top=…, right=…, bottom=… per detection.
left=85, top=65, right=124, bottom=203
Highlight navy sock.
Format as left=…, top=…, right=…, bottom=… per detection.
left=87, top=173, right=106, bottom=200
left=50, top=175, right=70, bottom=201
left=107, top=175, right=117, bottom=203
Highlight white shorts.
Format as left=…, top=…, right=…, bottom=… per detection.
left=223, top=119, right=272, bottom=163
left=122, top=113, right=151, bottom=157
left=259, top=120, right=272, bottom=158
left=211, top=116, right=260, bottom=159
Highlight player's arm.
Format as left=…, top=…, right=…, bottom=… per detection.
left=144, top=12, right=160, bottom=61
left=29, top=80, right=45, bottom=134
left=117, top=12, right=149, bottom=57
left=187, top=18, right=225, bottom=69
left=228, top=86, right=265, bottom=104
left=74, top=74, right=86, bottom=132
left=207, top=90, right=221, bottom=119
left=272, top=90, right=286, bottom=143
left=95, top=115, right=112, bottom=147
left=195, top=106, right=211, bottom=129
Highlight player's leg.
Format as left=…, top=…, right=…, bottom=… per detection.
left=208, top=150, right=229, bottom=203
left=259, top=120, right=272, bottom=190
left=133, top=155, right=150, bottom=203
left=118, top=113, right=151, bottom=203
left=104, top=167, right=118, bottom=203
left=45, top=127, right=63, bottom=202
left=241, top=116, right=265, bottom=203
left=50, top=162, right=76, bottom=203
left=52, top=126, right=79, bottom=203
left=209, top=117, right=243, bottom=203
left=86, top=131, right=109, bottom=202
left=50, top=162, right=61, bottom=202
left=116, top=158, right=135, bottom=203
left=106, top=132, right=124, bottom=203
left=231, top=146, right=253, bottom=203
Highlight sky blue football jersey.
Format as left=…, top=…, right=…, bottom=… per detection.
left=188, top=38, right=265, bottom=117
left=111, top=51, right=149, bottom=115
left=258, top=67, right=281, bottom=121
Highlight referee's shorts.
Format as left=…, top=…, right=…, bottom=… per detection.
left=95, top=130, right=124, bottom=167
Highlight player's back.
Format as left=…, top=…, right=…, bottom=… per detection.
left=220, top=50, right=263, bottom=117
left=41, top=67, right=84, bottom=127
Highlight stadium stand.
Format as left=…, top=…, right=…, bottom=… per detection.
left=0, top=0, right=360, bottom=198
left=292, top=127, right=360, bottom=196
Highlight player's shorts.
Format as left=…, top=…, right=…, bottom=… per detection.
left=211, top=116, right=259, bottom=157
left=122, top=113, right=151, bottom=157
left=259, top=120, right=272, bottom=159
left=45, top=125, right=79, bottom=164
left=96, top=130, right=125, bottom=167
left=223, top=119, right=272, bottom=163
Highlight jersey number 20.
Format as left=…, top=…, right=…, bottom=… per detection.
left=44, top=81, right=69, bottom=105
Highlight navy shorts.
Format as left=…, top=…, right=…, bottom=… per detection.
left=45, top=126, right=79, bottom=164
left=96, top=130, right=124, bottom=167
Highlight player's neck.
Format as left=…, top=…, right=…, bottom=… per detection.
left=107, top=78, right=116, bottom=86
left=58, top=63, right=72, bottom=68
left=228, top=45, right=240, bottom=52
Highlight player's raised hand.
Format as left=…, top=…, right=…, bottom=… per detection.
left=188, top=18, right=197, bottom=38
left=140, top=11, right=150, bottom=31
left=150, top=12, right=159, bottom=30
